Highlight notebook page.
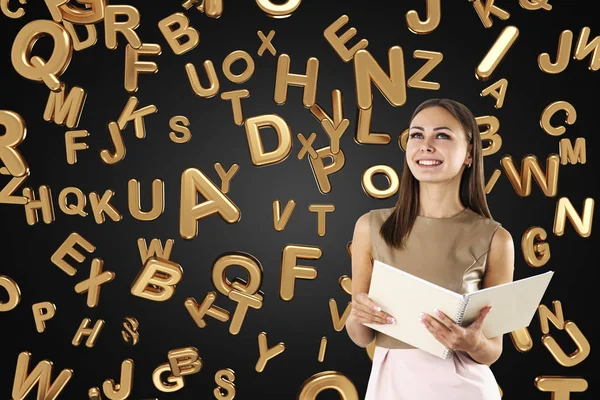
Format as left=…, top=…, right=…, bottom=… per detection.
left=363, top=260, right=464, bottom=359
left=461, top=271, right=554, bottom=338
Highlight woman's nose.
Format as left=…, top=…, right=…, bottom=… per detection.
left=419, top=141, right=435, bottom=152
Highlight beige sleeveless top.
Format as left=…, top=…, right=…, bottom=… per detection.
left=368, top=206, right=501, bottom=349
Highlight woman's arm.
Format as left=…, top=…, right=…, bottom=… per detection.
left=466, top=225, right=515, bottom=365
left=345, top=212, right=378, bottom=348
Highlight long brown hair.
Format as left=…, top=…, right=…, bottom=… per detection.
left=380, top=98, right=492, bottom=249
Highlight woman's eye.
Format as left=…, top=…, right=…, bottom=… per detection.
left=437, top=133, right=450, bottom=139
left=409, top=133, right=422, bottom=139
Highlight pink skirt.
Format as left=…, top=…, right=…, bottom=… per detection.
left=365, top=346, right=501, bottom=400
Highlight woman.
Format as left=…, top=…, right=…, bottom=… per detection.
left=346, top=98, right=515, bottom=399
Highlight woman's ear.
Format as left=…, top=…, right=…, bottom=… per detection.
left=466, top=144, right=473, bottom=164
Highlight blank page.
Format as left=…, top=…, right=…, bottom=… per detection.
left=462, top=271, right=555, bottom=338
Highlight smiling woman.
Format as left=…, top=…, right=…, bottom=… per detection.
left=346, top=98, right=515, bottom=400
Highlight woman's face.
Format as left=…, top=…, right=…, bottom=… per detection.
left=406, top=106, right=473, bottom=184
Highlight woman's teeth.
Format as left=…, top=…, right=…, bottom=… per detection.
left=417, top=160, right=442, bottom=166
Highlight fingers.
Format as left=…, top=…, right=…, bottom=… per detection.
left=353, top=293, right=396, bottom=324
left=470, top=305, right=493, bottom=329
left=352, top=309, right=389, bottom=325
left=358, top=293, right=395, bottom=322
left=422, top=315, right=453, bottom=349
left=421, top=312, right=451, bottom=333
left=433, top=309, right=458, bottom=331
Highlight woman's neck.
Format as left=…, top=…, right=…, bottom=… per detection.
left=417, top=181, right=465, bottom=218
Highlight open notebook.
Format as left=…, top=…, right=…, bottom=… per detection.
left=364, top=260, right=554, bottom=359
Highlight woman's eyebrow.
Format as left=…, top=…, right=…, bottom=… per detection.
left=409, top=126, right=454, bottom=132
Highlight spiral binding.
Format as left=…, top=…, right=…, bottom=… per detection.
left=441, top=296, right=470, bottom=360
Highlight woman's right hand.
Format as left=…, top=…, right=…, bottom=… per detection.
left=351, top=292, right=396, bottom=325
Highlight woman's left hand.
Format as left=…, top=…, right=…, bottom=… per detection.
left=420, top=306, right=492, bottom=353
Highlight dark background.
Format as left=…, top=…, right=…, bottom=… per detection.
left=0, top=0, right=597, bottom=398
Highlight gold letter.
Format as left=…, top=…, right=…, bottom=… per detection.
left=65, top=130, right=89, bottom=165
left=228, top=290, right=263, bottom=334
left=158, top=12, right=199, bottom=55
left=308, top=146, right=345, bottom=194
left=125, top=43, right=161, bottom=93
left=186, top=60, right=220, bottom=98
left=406, top=0, right=441, bottom=34
left=273, top=199, right=296, bottom=231
left=152, top=363, right=184, bottom=392
left=117, top=96, right=158, bottom=139
left=43, top=84, right=86, bottom=128
left=11, top=352, right=73, bottom=400
left=23, top=186, right=55, bottom=225
left=476, top=115, right=502, bottom=156
left=280, top=245, right=322, bottom=301
left=102, top=359, right=134, bottom=400
left=168, top=347, right=202, bottom=377
left=181, top=0, right=223, bottom=18
left=476, top=26, right=519, bottom=81
left=255, top=332, right=285, bottom=373
left=89, top=190, right=123, bottom=224
left=274, top=54, right=319, bottom=107
left=255, top=0, right=301, bottom=18
left=308, top=204, right=335, bottom=236
left=469, top=0, right=510, bottom=28
left=74, top=258, right=115, bottom=308
left=214, top=368, right=236, bottom=400
left=538, top=301, right=590, bottom=367
left=99, top=122, right=126, bottom=165
left=522, top=227, right=550, bottom=268
left=553, top=197, right=594, bottom=238
left=2, top=0, right=26, bottom=18
left=179, top=168, right=240, bottom=240
left=58, top=187, right=87, bottom=217
left=408, top=50, right=443, bottom=90
left=244, top=114, right=293, bottom=166
left=0, top=173, right=29, bottom=205
left=222, top=50, right=255, bottom=83
left=329, top=299, right=352, bottom=331
left=51, top=232, right=96, bottom=276
left=538, top=30, right=573, bottom=74
left=297, top=371, right=358, bottom=400
left=131, top=257, right=183, bottom=301
left=257, top=30, right=276, bottom=56
left=214, top=162, right=239, bottom=194
left=354, top=47, right=406, bottom=110
left=501, top=154, right=559, bottom=197
left=481, top=78, right=508, bottom=109
left=128, top=179, right=164, bottom=221
left=535, top=377, right=588, bottom=399
left=44, top=0, right=105, bottom=24
left=61, top=20, right=97, bottom=51
left=72, top=318, right=105, bottom=347
left=0, top=275, right=21, bottom=312
left=184, top=292, right=230, bottom=328
left=362, top=165, right=399, bottom=199
left=104, top=5, right=141, bottom=50
left=212, top=253, right=263, bottom=296
left=169, top=116, right=192, bottom=143
left=32, top=302, right=56, bottom=332
left=574, top=26, right=600, bottom=71
left=356, top=107, right=391, bottom=144
left=0, top=110, right=29, bottom=177
left=221, top=89, right=250, bottom=125
left=559, top=138, right=586, bottom=165
left=323, top=15, right=368, bottom=62
left=540, top=101, right=577, bottom=136
left=11, top=19, right=72, bottom=91
left=138, top=238, right=174, bottom=264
